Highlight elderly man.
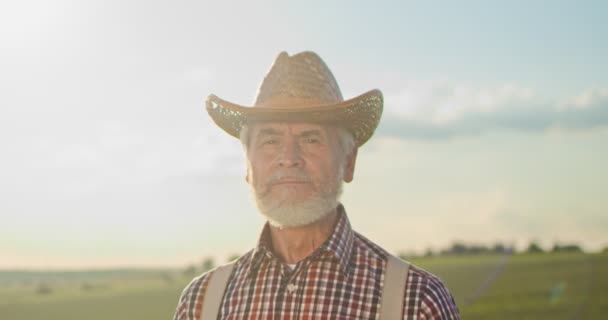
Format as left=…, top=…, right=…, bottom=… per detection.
left=174, top=52, right=460, bottom=319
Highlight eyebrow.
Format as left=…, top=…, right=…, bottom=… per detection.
left=300, top=130, right=322, bottom=138
left=256, top=128, right=283, bottom=138
left=255, top=128, right=323, bottom=138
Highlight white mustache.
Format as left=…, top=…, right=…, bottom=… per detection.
left=265, top=171, right=312, bottom=185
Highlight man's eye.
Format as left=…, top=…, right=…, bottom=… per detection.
left=262, top=139, right=277, bottom=145
left=304, top=138, right=320, bottom=144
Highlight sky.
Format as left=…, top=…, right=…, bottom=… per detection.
left=1, top=0, right=607, bottom=269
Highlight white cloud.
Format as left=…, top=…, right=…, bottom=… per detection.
left=1, top=116, right=243, bottom=199
left=385, top=79, right=540, bottom=122
left=567, top=87, right=608, bottom=110
left=380, top=82, right=608, bottom=139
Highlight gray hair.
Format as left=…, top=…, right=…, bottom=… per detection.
left=239, top=124, right=356, bottom=161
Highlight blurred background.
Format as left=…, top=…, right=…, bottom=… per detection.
left=1, top=0, right=606, bottom=319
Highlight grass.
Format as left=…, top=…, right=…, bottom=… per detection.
left=1, top=252, right=606, bottom=319
left=411, top=252, right=608, bottom=319
left=0, top=271, right=185, bottom=320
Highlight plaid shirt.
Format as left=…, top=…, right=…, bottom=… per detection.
left=174, top=205, right=460, bottom=319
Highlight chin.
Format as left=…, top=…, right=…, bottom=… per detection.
left=270, top=187, right=314, bottom=202
left=256, top=195, right=340, bottom=228
left=251, top=178, right=344, bottom=228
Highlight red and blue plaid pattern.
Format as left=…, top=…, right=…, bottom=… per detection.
left=174, top=205, right=460, bottom=319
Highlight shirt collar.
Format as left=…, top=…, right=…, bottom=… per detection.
left=323, top=204, right=355, bottom=274
left=247, top=204, right=356, bottom=278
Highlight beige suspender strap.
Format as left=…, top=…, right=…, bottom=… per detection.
left=379, top=255, right=410, bottom=320
left=200, top=262, right=236, bottom=320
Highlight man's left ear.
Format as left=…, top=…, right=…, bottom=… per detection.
left=343, top=147, right=358, bottom=183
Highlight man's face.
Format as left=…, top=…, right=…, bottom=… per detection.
left=245, top=121, right=356, bottom=227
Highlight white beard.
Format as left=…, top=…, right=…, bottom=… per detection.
left=250, top=167, right=344, bottom=228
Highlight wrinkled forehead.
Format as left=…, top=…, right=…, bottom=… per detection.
left=247, top=121, right=338, bottom=138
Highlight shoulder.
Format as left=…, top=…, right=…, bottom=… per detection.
left=172, top=252, right=253, bottom=320
left=404, top=264, right=460, bottom=319
left=173, top=270, right=213, bottom=320
left=352, top=231, right=391, bottom=266
left=352, top=232, right=459, bottom=318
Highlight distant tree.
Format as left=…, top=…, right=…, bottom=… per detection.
left=202, top=257, right=215, bottom=272
left=183, top=264, right=197, bottom=277
left=526, top=242, right=544, bottom=254
left=469, top=244, right=490, bottom=254
left=552, top=243, right=583, bottom=253
left=603, top=246, right=608, bottom=254
left=492, top=243, right=507, bottom=254
left=440, top=242, right=491, bottom=255
left=424, top=248, right=434, bottom=258
left=442, top=242, right=467, bottom=255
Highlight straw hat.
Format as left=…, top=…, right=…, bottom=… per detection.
left=206, top=51, right=383, bottom=147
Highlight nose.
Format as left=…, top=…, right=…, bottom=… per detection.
left=278, top=139, right=303, bottom=168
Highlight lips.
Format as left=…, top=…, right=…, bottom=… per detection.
left=271, top=180, right=311, bottom=186
left=268, top=175, right=312, bottom=187
left=265, top=172, right=313, bottom=188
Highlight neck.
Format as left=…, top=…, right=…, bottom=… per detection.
left=269, top=209, right=339, bottom=264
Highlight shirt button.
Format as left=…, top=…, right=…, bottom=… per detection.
left=286, top=283, right=297, bottom=293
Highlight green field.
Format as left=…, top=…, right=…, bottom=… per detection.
left=1, top=252, right=606, bottom=319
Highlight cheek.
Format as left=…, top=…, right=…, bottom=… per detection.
left=310, top=159, right=340, bottom=183
left=248, top=166, right=262, bottom=186
left=248, top=159, right=270, bottom=186
left=328, top=158, right=346, bottom=181
left=245, top=158, right=258, bottom=183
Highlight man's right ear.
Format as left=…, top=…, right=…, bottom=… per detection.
left=343, top=147, right=358, bottom=183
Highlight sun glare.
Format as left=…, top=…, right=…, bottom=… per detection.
left=0, top=1, right=70, bottom=48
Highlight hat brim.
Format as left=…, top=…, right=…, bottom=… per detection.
left=206, top=89, right=383, bottom=147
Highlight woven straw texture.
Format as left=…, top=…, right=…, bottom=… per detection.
left=205, top=51, right=383, bottom=147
